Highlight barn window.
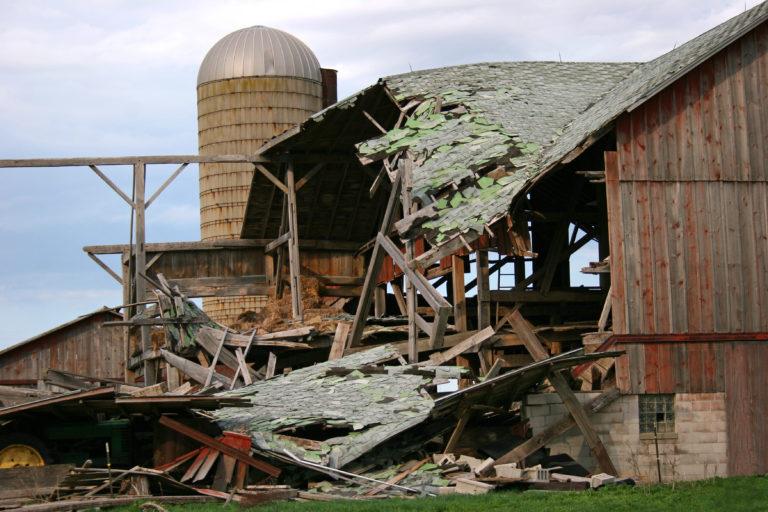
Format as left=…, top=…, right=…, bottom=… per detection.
left=639, top=394, right=675, bottom=434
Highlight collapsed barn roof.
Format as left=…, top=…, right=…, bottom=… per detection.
left=209, top=344, right=612, bottom=470
left=242, top=1, right=768, bottom=252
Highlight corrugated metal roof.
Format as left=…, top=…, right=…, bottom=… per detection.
left=197, top=26, right=322, bottom=86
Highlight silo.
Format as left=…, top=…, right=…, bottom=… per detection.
left=197, top=26, right=324, bottom=325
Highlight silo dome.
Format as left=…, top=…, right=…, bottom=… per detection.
left=197, top=26, right=322, bottom=85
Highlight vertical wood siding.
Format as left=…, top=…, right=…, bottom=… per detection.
left=615, top=338, right=768, bottom=476
left=607, top=24, right=768, bottom=335
left=0, top=313, right=124, bottom=381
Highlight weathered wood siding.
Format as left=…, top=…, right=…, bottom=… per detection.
left=615, top=337, right=768, bottom=476
left=144, top=248, right=265, bottom=280
left=0, top=312, right=124, bottom=382
left=606, top=23, right=768, bottom=477
left=607, top=23, right=768, bottom=335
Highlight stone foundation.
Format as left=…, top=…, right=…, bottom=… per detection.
left=524, top=392, right=727, bottom=482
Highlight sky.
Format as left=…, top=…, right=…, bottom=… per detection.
left=0, top=0, right=761, bottom=347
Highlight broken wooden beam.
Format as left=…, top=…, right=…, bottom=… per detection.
left=420, top=326, right=496, bottom=366
left=158, top=416, right=281, bottom=477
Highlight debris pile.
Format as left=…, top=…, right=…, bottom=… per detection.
left=0, top=280, right=623, bottom=509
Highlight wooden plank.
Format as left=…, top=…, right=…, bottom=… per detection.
left=295, top=162, right=324, bottom=191
left=161, top=349, right=231, bottom=387
left=0, top=464, right=73, bottom=500
left=285, top=162, right=303, bottom=321
left=391, top=282, right=407, bottom=315
left=489, top=290, right=606, bottom=303
left=197, top=327, right=258, bottom=381
left=364, top=459, right=428, bottom=496
left=422, top=326, right=495, bottom=366
left=378, top=234, right=449, bottom=311
left=194, top=449, right=221, bottom=482
left=133, top=161, right=156, bottom=385
left=89, top=164, right=134, bottom=207
left=181, top=447, right=211, bottom=482
left=86, top=252, right=123, bottom=285
left=429, top=306, right=451, bottom=350
left=85, top=239, right=360, bottom=254
left=374, top=285, right=387, bottom=318
left=444, top=409, right=471, bottom=453
left=347, top=169, right=403, bottom=348
left=403, top=156, right=418, bottom=363
left=204, top=327, right=228, bottom=388
left=159, top=415, right=281, bottom=477
left=146, top=162, right=188, bottom=208
left=476, top=250, right=491, bottom=329
left=329, top=323, right=350, bottom=361
left=234, top=348, right=252, bottom=386
left=0, top=153, right=270, bottom=167
left=264, top=232, right=291, bottom=253
left=452, top=255, right=467, bottom=332
left=604, top=150, right=627, bottom=334
left=265, top=352, right=277, bottom=379
left=254, top=163, right=288, bottom=194
left=164, top=276, right=269, bottom=298
left=494, top=388, right=620, bottom=467
left=508, top=310, right=617, bottom=475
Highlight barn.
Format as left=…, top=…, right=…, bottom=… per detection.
left=219, top=3, right=768, bottom=480
left=0, top=308, right=124, bottom=386
left=0, top=1, right=765, bottom=486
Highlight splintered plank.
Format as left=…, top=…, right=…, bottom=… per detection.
left=194, top=449, right=221, bottom=482
left=159, top=415, right=280, bottom=477
left=182, top=448, right=211, bottom=482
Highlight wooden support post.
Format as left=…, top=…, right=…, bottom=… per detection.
left=475, top=249, right=491, bottom=329
left=285, top=162, right=303, bottom=321
left=402, top=157, right=418, bottom=363
left=598, top=285, right=612, bottom=332
left=391, top=280, right=407, bottom=315
left=275, top=196, right=287, bottom=298
left=452, top=255, right=467, bottom=332
left=374, top=285, right=387, bottom=318
left=507, top=310, right=618, bottom=475
left=347, top=170, right=403, bottom=349
left=133, top=162, right=156, bottom=385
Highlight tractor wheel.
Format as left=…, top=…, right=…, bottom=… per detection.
left=0, top=433, right=50, bottom=468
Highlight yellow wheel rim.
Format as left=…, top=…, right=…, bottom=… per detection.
left=0, top=444, right=44, bottom=468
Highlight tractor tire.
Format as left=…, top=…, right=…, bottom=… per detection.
left=0, top=433, right=51, bottom=468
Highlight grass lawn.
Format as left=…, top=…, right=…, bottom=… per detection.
left=114, top=476, right=768, bottom=512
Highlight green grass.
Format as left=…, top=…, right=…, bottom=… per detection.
left=113, top=476, right=768, bottom=512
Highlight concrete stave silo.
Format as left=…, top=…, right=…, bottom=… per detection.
left=197, top=26, right=324, bottom=325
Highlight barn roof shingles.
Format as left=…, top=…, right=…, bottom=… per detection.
left=263, top=2, right=768, bottom=248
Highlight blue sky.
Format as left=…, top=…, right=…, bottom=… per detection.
left=0, top=0, right=760, bottom=347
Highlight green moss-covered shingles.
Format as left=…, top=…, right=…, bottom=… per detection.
left=357, top=62, right=636, bottom=247
left=210, top=345, right=462, bottom=469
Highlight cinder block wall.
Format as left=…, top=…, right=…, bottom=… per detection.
left=524, top=392, right=727, bottom=482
